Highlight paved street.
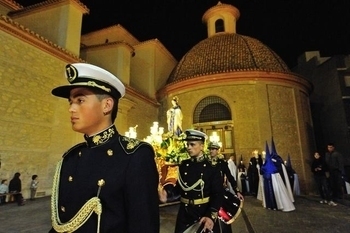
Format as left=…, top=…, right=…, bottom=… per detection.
left=0, top=195, right=349, bottom=233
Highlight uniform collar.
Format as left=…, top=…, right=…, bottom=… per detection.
left=84, top=125, right=117, bottom=147
left=190, top=154, right=205, bottom=162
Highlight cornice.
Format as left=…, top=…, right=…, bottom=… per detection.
left=0, top=0, right=23, bottom=10
left=81, top=24, right=139, bottom=45
left=0, top=14, right=83, bottom=63
left=157, top=71, right=313, bottom=100
left=81, top=41, right=135, bottom=55
left=8, top=0, right=89, bottom=17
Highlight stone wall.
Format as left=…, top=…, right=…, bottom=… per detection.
left=165, top=81, right=314, bottom=193
left=0, top=31, right=76, bottom=198
left=0, top=30, right=161, bottom=198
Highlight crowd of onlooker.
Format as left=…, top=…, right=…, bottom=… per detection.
left=0, top=172, right=38, bottom=206
left=311, top=143, right=348, bottom=206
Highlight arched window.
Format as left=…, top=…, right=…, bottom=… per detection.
left=193, top=96, right=231, bottom=123
left=215, top=19, right=225, bottom=33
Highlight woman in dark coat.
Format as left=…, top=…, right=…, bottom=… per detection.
left=9, top=172, right=24, bottom=206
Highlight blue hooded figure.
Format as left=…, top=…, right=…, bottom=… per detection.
left=260, top=141, right=278, bottom=210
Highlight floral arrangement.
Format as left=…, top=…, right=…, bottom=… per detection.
left=154, top=132, right=189, bottom=164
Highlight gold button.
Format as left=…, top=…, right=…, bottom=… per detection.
left=107, top=149, right=113, bottom=156
left=186, top=164, right=189, bottom=166
left=184, top=172, right=187, bottom=175
left=79, top=151, right=82, bottom=157
left=61, top=206, right=66, bottom=212
left=97, top=179, right=105, bottom=187
left=204, top=164, right=206, bottom=167
left=68, top=176, right=73, bottom=182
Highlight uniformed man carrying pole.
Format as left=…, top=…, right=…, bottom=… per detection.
left=208, top=141, right=244, bottom=233
left=50, top=63, right=160, bottom=233
left=159, top=129, right=223, bottom=233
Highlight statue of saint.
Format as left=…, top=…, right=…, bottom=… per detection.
left=166, top=96, right=183, bottom=137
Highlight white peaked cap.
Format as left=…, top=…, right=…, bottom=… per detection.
left=52, top=63, right=125, bottom=99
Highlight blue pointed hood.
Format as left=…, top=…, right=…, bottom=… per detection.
left=261, top=141, right=277, bottom=177
left=271, top=137, right=277, bottom=156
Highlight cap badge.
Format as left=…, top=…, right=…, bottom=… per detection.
left=66, top=64, right=78, bottom=83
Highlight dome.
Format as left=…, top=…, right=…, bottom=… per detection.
left=167, top=33, right=290, bottom=84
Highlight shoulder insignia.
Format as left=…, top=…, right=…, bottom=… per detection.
left=218, top=158, right=227, bottom=164
left=119, top=135, right=153, bottom=155
left=62, top=142, right=86, bottom=158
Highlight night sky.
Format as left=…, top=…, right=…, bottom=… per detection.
left=15, top=0, right=350, bottom=68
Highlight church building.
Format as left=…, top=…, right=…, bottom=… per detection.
left=0, top=0, right=315, bottom=197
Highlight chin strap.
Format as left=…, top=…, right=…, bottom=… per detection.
left=51, top=160, right=102, bottom=233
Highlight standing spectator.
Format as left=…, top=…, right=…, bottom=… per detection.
left=9, top=172, right=24, bottom=206
left=325, top=143, right=345, bottom=200
left=49, top=63, right=159, bottom=232
left=159, top=129, right=223, bottom=233
left=30, top=174, right=39, bottom=201
left=0, top=179, right=9, bottom=205
left=311, top=152, right=337, bottom=206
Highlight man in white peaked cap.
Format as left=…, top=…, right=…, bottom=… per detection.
left=160, top=129, right=223, bottom=233
left=50, top=63, right=160, bottom=233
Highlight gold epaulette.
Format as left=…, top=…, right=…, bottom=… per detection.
left=119, top=136, right=153, bottom=155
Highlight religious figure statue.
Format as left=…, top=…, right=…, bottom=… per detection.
left=166, top=96, right=183, bottom=137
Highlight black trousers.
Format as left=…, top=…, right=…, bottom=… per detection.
left=12, top=193, right=24, bottom=205
left=0, top=195, right=6, bottom=204
left=329, top=170, right=344, bottom=199
left=314, top=175, right=331, bottom=201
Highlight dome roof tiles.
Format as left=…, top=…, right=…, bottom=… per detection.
left=167, top=33, right=290, bottom=84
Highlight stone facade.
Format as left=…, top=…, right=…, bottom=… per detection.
left=0, top=0, right=319, bottom=197
left=158, top=73, right=314, bottom=192
left=0, top=0, right=173, bottom=198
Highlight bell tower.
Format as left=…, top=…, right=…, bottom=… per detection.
left=202, top=1, right=240, bottom=37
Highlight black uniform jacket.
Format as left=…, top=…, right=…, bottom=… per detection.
left=213, top=158, right=240, bottom=193
left=174, top=156, right=223, bottom=232
left=50, top=125, right=160, bottom=233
